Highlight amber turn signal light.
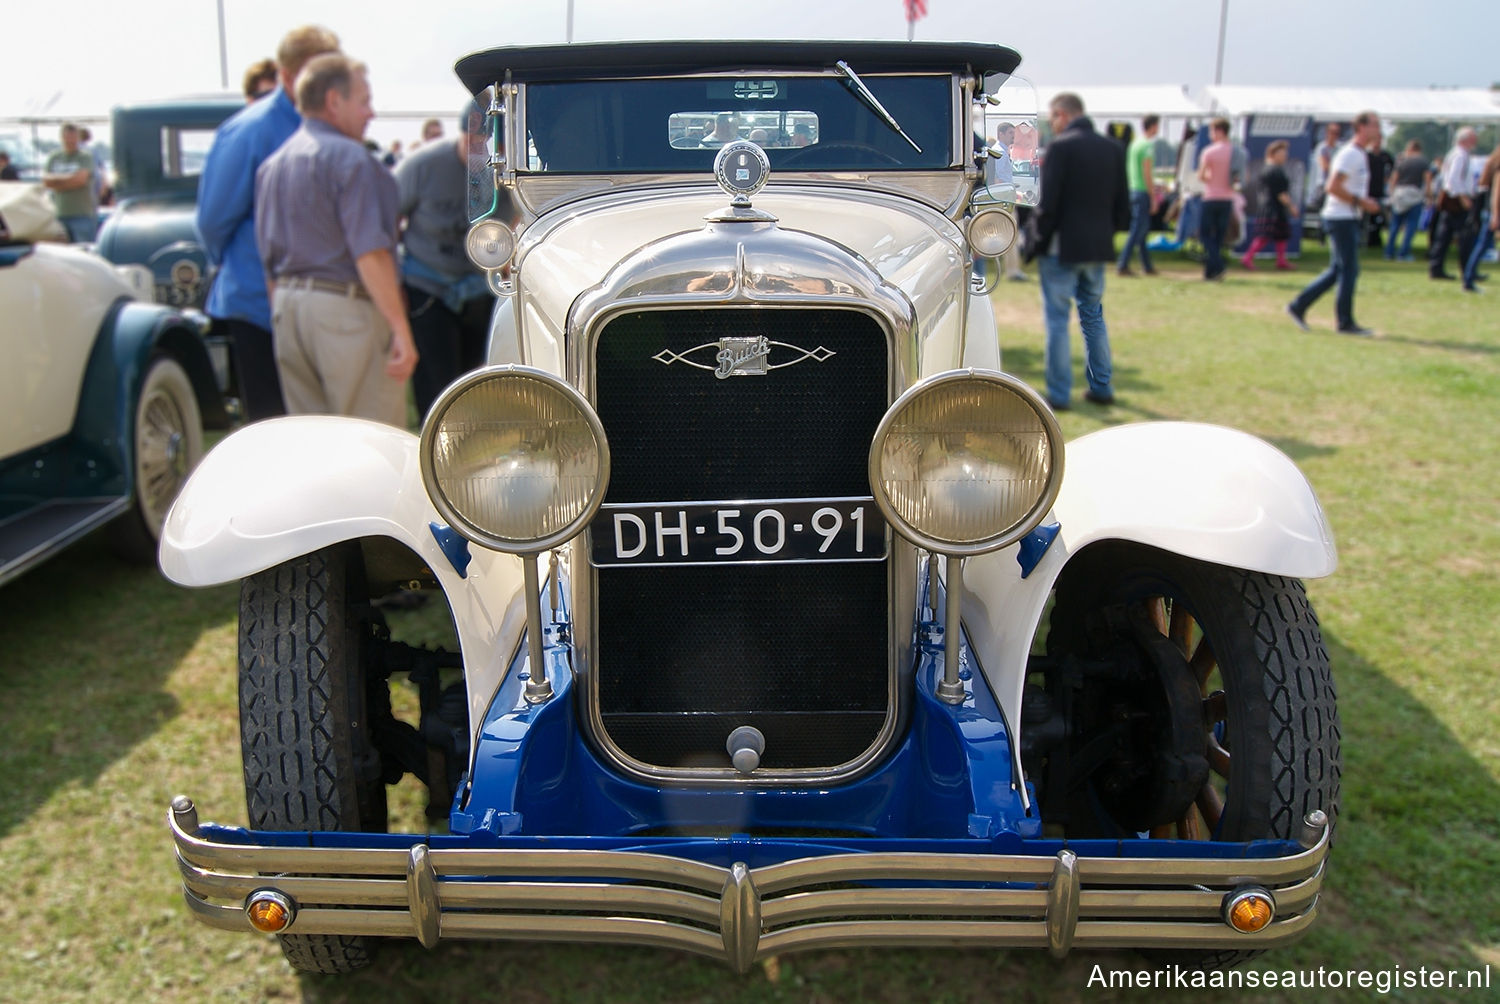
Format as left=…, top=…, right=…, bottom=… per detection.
left=245, top=889, right=296, bottom=933
left=1222, top=887, right=1275, bottom=933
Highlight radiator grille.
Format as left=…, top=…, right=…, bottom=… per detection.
left=591, top=309, right=891, bottom=772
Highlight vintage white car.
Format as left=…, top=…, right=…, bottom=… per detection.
left=0, top=181, right=226, bottom=585
left=163, top=40, right=1338, bottom=975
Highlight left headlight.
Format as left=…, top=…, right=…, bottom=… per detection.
left=868, top=369, right=1063, bottom=555
left=421, top=366, right=610, bottom=554
left=968, top=206, right=1018, bottom=258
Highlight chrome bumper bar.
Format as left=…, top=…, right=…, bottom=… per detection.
left=170, top=797, right=1329, bottom=972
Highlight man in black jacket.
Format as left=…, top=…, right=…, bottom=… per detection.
left=1029, top=92, right=1130, bottom=410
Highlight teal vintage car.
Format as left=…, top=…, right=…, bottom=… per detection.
left=96, top=96, right=240, bottom=310
left=0, top=181, right=229, bottom=586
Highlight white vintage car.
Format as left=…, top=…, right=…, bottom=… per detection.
left=0, top=181, right=227, bottom=585
left=163, top=41, right=1338, bottom=975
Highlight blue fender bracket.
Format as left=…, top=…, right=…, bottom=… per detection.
left=429, top=522, right=472, bottom=578
left=1017, top=522, right=1061, bottom=578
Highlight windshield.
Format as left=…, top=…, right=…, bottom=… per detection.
left=521, top=73, right=954, bottom=174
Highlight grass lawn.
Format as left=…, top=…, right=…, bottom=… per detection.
left=1, top=240, right=1496, bottom=1002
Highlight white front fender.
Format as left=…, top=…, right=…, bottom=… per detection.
left=962, top=421, right=1336, bottom=786
left=1051, top=421, right=1337, bottom=578
left=159, top=416, right=528, bottom=737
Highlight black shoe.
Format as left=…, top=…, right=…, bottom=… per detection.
left=1337, top=324, right=1374, bottom=336
left=1048, top=399, right=1071, bottom=412
left=1285, top=304, right=1310, bottom=331
left=1143, top=267, right=1158, bottom=275
left=1084, top=390, right=1115, bottom=406
left=1430, top=272, right=1456, bottom=280
left=1462, top=283, right=1482, bottom=293
left=1474, top=272, right=1489, bottom=282
left=1116, top=266, right=1136, bottom=277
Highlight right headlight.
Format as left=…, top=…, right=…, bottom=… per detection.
left=967, top=206, right=1018, bottom=258
left=868, top=369, right=1063, bottom=555
left=421, top=366, right=610, bottom=554
left=465, top=217, right=515, bottom=271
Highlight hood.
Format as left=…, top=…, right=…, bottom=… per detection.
left=510, top=185, right=972, bottom=381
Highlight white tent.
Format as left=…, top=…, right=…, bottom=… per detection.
left=1201, top=85, right=1500, bottom=123
left=1031, top=84, right=1208, bottom=120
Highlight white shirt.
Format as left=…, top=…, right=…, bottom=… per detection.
left=1322, top=141, right=1369, bottom=221
left=984, top=141, right=1014, bottom=186
left=1440, top=146, right=1475, bottom=197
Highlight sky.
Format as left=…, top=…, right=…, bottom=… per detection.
left=2, top=0, right=1496, bottom=140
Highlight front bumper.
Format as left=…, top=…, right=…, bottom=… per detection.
left=170, top=797, right=1329, bottom=971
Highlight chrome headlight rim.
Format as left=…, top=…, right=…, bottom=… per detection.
left=967, top=205, right=1018, bottom=258
left=420, top=365, right=611, bottom=555
left=868, top=368, right=1064, bottom=557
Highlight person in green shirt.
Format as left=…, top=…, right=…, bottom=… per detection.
left=42, top=123, right=97, bottom=242
left=1116, top=114, right=1160, bottom=276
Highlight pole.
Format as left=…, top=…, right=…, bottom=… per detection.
left=216, top=0, right=229, bottom=90
left=566, top=0, right=574, bottom=43
left=1214, top=0, right=1229, bottom=86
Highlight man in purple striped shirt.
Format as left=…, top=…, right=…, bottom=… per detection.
left=255, top=53, right=417, bottom=427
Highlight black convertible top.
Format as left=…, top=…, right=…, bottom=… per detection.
left=454, top=39, right=1021, bottom=93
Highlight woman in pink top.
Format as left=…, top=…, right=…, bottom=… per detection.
left=1197, top=118, right=1236, bottom=279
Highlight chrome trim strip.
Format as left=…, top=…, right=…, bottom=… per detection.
left=170, top=799, right=1331, bottom=967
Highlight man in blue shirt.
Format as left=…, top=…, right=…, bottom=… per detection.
left=196, top=25, right=340, bottom=421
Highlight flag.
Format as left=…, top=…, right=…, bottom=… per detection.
left=905, top=0, right=928, bottom=22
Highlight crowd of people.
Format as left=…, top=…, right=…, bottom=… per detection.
left=191, top=24, right=505, bottom=433
left=988, top=93, right=1497, bottom=410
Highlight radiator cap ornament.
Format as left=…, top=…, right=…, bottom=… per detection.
left=714, top=140, right=771, bottom=206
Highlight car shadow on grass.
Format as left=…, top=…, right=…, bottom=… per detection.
left=292, top=627, right=1500, bottom=1003
left=0, top=532, right=236, bottom=838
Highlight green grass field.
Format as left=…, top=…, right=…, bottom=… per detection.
left=1, top=240, right=1496, bottom=1002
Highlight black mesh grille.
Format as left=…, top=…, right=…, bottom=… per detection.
left=592, top=309, right=892, bottom=771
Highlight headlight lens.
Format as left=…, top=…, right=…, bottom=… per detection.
left=968, top=207, right=1018, bottom=258
left=421, top=367, right=609, bottom=553
left=465, top=218, right=515, bottom=271
left=869, top=370, right=1063, bottom=555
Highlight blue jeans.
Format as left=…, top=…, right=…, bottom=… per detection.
left=1200, top=199, right=1232, bottom=277
left=59, top=214, right=98, bottom=243
left=1039, top=255, right=1112, bottom=405
left=1291, top=217, right=1360, bottom=328
left=1385, top=204, right=1422, bottom=260
left=1463, top=210, right=1493, bottom=287
left=1117, top=190, right=1154, bottom=271
left=1176, top=194, right=1201, bottom=245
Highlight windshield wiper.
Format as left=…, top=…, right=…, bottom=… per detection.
left=834, top=60, right=922, bottom=154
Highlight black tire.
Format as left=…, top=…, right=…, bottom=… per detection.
left=112, top=355, right=203, bottom=562
left=239, top=543, right=387, bottom=975
left=1046, top=543, right=1340, bottom=968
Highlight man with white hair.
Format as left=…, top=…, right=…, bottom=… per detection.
left=255, top=53, right=416, bottom=427
left=1428, top=126, right=1480, bottom=282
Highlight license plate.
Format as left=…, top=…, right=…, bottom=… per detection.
left=590, top=497, right=886, bottom=567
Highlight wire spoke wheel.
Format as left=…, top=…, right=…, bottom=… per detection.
left=112, top=356, right=202, bottom=562
left=1045, top=543, right=1341, bottom=969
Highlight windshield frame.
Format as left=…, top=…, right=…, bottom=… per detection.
left=508, top=69, right=965, bottom=177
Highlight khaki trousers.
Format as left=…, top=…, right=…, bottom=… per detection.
left=271, top=286, right=407, bottom=427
